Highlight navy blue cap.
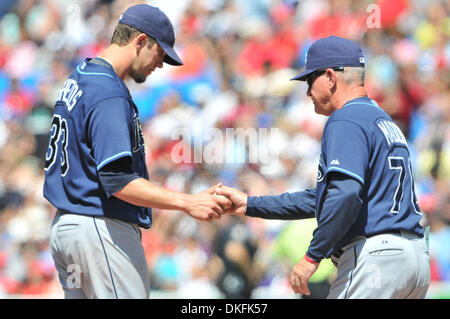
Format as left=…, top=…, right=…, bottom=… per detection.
left=291, top=35, right=365, bottom=81
left=119, top=4, right=183, bottom=66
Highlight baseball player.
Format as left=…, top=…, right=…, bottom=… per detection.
left=43, top=4, right=230, bottom=299
left=215, top=36, right=430, bottom=298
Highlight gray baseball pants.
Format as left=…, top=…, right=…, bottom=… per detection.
left=328, top=231, right=430, bottom=299
left=50, top=211, right=150, bottom=299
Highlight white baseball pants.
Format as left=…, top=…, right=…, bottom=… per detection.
left=327, top=231, right=430, bottom=299
left=50, top=211, right=150, bottom=299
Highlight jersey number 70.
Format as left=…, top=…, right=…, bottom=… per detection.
left=388, top=156, right=421, bottom=214
left=44, top=114, right=69, bottom=177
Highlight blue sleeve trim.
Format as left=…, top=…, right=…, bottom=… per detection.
left=97, top=151, right=132, bottom=171
left=76, top=66, right=114, bottom=78
left=327, top=167, right=364, bottom=184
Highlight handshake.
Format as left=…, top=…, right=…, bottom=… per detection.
left=185, top=182, right=320, bottom=297
left=184, top=183, right=247, bottom=222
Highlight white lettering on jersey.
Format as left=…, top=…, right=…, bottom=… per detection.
left=56, top=79, right=83, bottom=111
left=377, top=120, right=407, bottom=147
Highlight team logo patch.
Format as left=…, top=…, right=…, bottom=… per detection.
left=133, top=113, right=145, bottom=153
left=317, top=163, right=324, bottom=182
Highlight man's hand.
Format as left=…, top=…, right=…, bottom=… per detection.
left=184, top=183, right=232, bottom=221
left=214, top=185, right=248, bottom=216
left=289, top=255, right=320, bottom=296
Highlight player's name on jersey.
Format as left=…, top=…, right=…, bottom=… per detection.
left=376, top=119, right=407, bottom=147
left=56, top=79, right=83, bottom=111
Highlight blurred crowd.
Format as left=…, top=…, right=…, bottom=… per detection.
left=0, top=0, right=448, bottom=299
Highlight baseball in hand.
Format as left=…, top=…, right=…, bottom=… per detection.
left=213, top=192, right=231, bottom=211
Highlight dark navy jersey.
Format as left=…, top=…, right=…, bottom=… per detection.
left=43, top=58, right=152, bottom=228
left=245, top=96, right=423, bottom=260
left=315, top=96, right=423, bottom=250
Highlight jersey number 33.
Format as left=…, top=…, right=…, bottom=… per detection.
left=44, top=114, right=70, bottom=177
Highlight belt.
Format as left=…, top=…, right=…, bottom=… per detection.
left=330, top=230, right=404, bottom=267
left=365, top=230, right=401, bottom=239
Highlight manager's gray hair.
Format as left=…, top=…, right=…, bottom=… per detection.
left=339, top=67, right=365, bottom=86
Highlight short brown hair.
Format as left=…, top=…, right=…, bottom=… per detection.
left=111, top=23, right=156, bottom=47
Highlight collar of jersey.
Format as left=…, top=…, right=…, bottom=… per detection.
left=90, top=57, right=115, bottom=71
left=76, top=58, right=116, bottom=80
left=342, top=96, right=380, bottom=109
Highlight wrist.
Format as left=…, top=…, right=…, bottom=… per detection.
left=175, top=192, right=190, bottom=213
left=305, top=252, right=320, bottom=265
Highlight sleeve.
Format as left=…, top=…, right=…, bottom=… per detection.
left=88, top=97, right=133, bottom=171
left=306, top=173, right=363, bottom=262
left=98, top=157, right=140, bottom=198
left=245, top=188, right=316, bottom=220
left=324, top=120, right=369, bottom=185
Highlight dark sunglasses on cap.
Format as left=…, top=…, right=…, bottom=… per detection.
left=306, top=66, right=344, bottom=87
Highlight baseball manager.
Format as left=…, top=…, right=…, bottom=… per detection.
left=216, top=35, right=431, bottom=299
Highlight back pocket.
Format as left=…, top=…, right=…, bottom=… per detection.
left=368, top=248, right=404, bottom=256
left=57, top=223, right=80, bottom=232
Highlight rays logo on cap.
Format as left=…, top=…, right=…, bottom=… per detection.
left=305, top=52, right=308, bottom=64
left=119, top=14, right=123, bottom=21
